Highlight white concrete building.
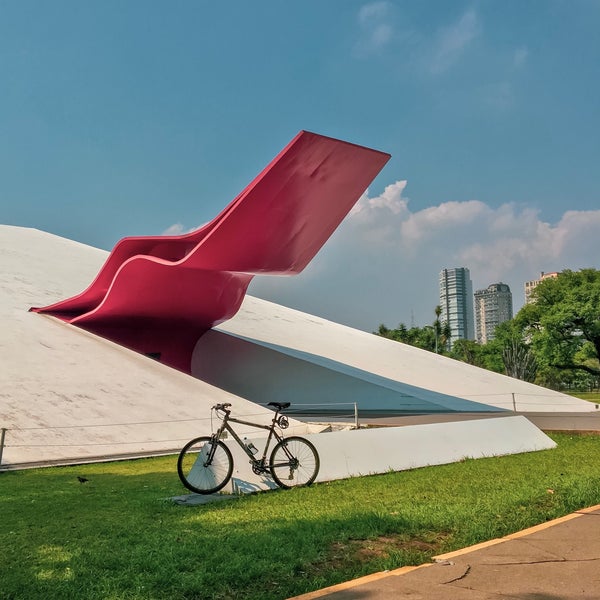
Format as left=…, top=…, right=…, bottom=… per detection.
left=1, top=225, right=593, bottom=482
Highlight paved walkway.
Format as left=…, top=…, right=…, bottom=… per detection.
left=290, top=505, right=600, bottom=600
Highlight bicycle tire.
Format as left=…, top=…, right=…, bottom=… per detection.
left=177, top=436, right=234, bottom=494
left=269, top=436, right=320, bottom=489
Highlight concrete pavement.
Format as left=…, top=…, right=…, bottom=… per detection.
left=290, top=505, right=600, bottom=600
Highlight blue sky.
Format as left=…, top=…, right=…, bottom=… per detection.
left=2, top=1, right=600, bottom=330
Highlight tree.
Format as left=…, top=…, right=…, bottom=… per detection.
left=490, top=317, right=538, bottom=381
left=447, top=338, right=505, bottom=373
left=434, top=305, right=442, bottom=353
left=502, top=338, right=537, bottom=382
left=375, top=307, right=452, bottom=355
left=377, top=323, right=391, bottom=337
left=376, top=322, right=437, bottom=351
left=376, top=270, right=600, bottom=390
left=433, top=305, right=451, bottom=353
left=449, top=338, right=480, bottom=365
left=526, top=269, right=600, bottom=377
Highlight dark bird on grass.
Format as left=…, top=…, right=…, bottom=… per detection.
left=77, top=476, right=89, bottom=484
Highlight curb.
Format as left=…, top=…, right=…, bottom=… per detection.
left=288, top=504, right=600, bottom=600
left=287, top=564, right=430, bottom=600
left=432, top=504, right=599, bottom=562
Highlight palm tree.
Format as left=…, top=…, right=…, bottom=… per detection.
left=434, top=305, right=442, bottom=353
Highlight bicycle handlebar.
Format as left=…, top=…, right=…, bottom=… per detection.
left=213, top=403, right=232, bottom=412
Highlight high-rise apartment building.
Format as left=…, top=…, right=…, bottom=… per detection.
left=524, top=271, right=560, bottom=304
left=474, top=283, right=513, bottom=344
left=439, top=267, right=475, bottom=347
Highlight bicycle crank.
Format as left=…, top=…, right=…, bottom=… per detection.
left=251, top=462, right=268, bottom=476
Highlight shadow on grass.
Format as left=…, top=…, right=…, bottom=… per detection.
left=2, top=437, right=600, bottom=600
left=1, top=472, right=447, bottom=599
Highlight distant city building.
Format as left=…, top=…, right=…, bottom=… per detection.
left=524, top=271, right=560, bottom=304
left=439, top=267, right=475, bottom=347
left=474, top=283, right=513, bottom=344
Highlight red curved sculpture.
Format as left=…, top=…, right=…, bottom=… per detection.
left=32, top=131, right=390, bottom=372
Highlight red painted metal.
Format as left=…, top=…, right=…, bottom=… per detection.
left=32, top=131, right=390, bottom=372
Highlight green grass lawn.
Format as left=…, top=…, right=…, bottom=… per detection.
left=2, top=432, right=600, bottom=600
left=571, top=391, right=600, bottom=403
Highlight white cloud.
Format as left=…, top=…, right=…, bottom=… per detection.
left=351, top=180, right=408, bottom=216
left=358, top=1, right=389, bottom=24
left=372, top=24, right=393, bottom=47
left=161, top=223, right=204, bottom=236
left=162, top=223, right=186, bottom=236
left=513, top=46, right=529, bottom=68
left=248, top=182, right=600, bottom=332
left=477, top=46, right=527, bottom=111
left=427, top=8, right=480, bottom=74
left=355, top=1, right=393, bottom=55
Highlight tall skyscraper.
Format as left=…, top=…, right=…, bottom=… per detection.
left=474, top=283, right=513, bottom=344
left=439, top=267, right=475, bottom=347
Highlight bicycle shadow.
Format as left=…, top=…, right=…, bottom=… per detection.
left=172, top=475, right=278, bottom=505
left=231, top=476, right=277, bottom=494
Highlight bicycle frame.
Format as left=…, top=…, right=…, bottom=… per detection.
left=209, top=408, right=287, bottom=471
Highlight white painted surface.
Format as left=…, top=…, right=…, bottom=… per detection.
left=310, top=416, right=555, bottom=480
left=213, top=297, right=594, bottom=413
left=219, top=416, right=556, bottom=493
left=0, top=225, right=311, bottom=467
left=0, top=224, right=583, bottom=474
left=193, top=330, right=501, bottom=414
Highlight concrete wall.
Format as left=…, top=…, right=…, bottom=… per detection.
left=221, top=416, right=557, bottom=494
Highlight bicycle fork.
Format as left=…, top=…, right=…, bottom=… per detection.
left=203, top=433, right=222, bottom=467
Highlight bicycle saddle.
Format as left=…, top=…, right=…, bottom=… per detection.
left=268, top=402, right=290, bottom=411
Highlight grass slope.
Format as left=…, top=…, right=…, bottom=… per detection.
left=2, top=433, right=600, bottom=600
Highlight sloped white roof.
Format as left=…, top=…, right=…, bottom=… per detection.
left=0, top=225, right=593, bottom=467
left=216, top=298, right=593, bottom=413
left=0, top=225, right=309, bottom=467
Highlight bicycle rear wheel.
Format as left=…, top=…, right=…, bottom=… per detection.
left=177, top=436, right=233, bottom=494
left=269, top=436, right=320, bottom=489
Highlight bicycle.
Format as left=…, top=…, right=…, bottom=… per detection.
left=177, top=402, right=320, bottom=494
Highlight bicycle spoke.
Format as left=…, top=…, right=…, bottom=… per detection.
left=269, top=437, right=319, bottom=489
left=177, top=437, right=233, bottom=494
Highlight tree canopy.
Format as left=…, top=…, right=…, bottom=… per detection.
left=374, top=269, right=600, bottom=391
left=376, top=306, right=451, bottom=354
left=524, top=269, right=600, bottom=377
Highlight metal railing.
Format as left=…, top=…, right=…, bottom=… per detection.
left=3, top=393, right=598, bottom=468
left=266, top=402, right=360, bottom=428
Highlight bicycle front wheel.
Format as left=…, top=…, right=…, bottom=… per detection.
left=177, top=436, right=233, bottom=494
left=269, top=436, right=320, bottom=489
